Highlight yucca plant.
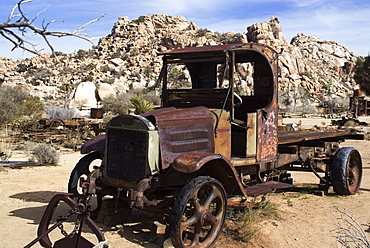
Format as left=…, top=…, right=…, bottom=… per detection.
left=129, top=93, right=154, bottom=114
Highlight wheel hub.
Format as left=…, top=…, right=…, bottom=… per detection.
left=200, top=210, right=217, bottom=226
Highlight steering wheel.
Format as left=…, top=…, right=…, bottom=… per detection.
left=233, top=92, right=243, bottom=107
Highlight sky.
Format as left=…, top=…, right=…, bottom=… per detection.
left=1, top=0, right=370, bottom=60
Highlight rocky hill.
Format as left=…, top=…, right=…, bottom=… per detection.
left=0, top=14, right=359, bottom=113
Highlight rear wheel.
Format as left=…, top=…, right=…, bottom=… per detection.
left=169, top=176, right=227, bottom=248
left=331, top=147, right=362, bottom=195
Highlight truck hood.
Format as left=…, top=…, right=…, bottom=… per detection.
left=81, top=106, right=215, bottom=170
left=142, top=106, right=215, bottom=169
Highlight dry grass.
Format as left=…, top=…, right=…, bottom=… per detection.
left=223, top=195, right=280, bottom=243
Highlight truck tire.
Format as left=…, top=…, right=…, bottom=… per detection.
left=331, top=147, right=362, bottom=195
left=68, top=152, right=102, bottom=199
left=169, top=176, right=227, bottom=248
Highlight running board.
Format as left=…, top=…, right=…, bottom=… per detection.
left=245, top=181, right=292, bottom=197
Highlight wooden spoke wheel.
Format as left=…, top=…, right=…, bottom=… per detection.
left=170, top=176, right=227, bottom=248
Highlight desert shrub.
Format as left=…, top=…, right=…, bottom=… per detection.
left=344, top=120, right=357, bottom=127
left=354, top=55, right=370, bottom=95
left=141, top=90, right=161, bottom=106
left=0, top=86, right=28, bottom=123
left=0, top=85, right=44, bottom=125
left=47, top=107, right=80, bottom=120
left=129, top=48, right=139, bottom=57
left=110, top=50, right=122, bottom=59
left=135, top=16, right=146, bottom=22
left=218, top=35, right=235, bottom=44
left=121, top=53, right=129, bottom=60
left=60, top=83, right=72, bottom=92
left=102, top=114, right=116, bottom=124
left=60, top=66, right=75, bottom=75
left=81, top=74, right=94, bottom=82
left=167, top=64, right=191, bottom=89
left=87, top=63, right=96, bottom=70
left=23, top=97, right=44, bottom=120
left=24, top=67, right=53, bottom=85
left=142, top=65, right=154, bottom=80
left=16, top=63, right=29, bottom=73
left=63, top=138, right=80, bottom=150
left=131, top=70, right=140, bottom=77
left=33, top=68, right=53, bottom=80
left=53, top=51, right=65, bottom=56
left=75, top=49, right=88, bottom=60
left=80, top=63, right=96, bottom=71
left=195, top=28, right=210, bottom=37
left=31, top=143, right=59, bottom=165
left=100, top=93, right=131, bottom=115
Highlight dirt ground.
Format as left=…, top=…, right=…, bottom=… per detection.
left=1, top=117, right=370, bottom=248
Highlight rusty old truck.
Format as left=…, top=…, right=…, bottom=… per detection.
left=31, top=43, right=364, bottom=248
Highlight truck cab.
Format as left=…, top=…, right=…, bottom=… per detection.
left=159, top=43, right=278, bottom=170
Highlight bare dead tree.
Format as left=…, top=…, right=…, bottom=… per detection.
left=331, top=205, right=370, bottom=248
left=0, top=0, right=105, bottom=56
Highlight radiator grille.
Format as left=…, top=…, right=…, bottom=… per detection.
left=106, top=128, right=148, bottom=183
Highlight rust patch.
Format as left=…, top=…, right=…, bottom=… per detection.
left=257, top=108, right=278, bottom=162
left=172, top=151, right=223, bottom=173
left=146, top=106, right=215, bottom=169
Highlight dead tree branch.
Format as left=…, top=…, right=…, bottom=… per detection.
left=331, top=205, right=370, bottom=248
left=0, top=0, right=105, bottom=56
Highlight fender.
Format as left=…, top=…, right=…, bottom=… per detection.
left=172, top=151, right=247, bottom=197
left=80, top=134, right=105, bottom=155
